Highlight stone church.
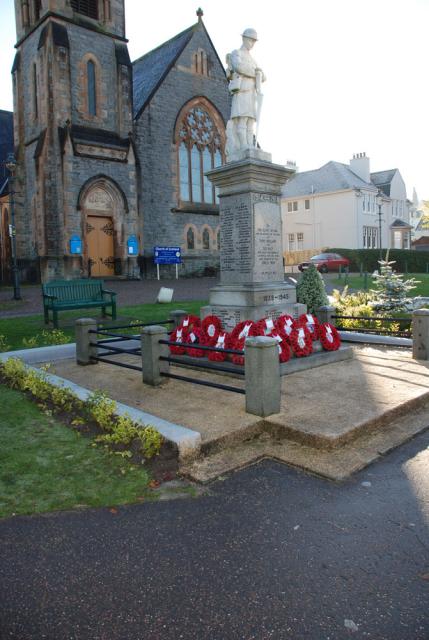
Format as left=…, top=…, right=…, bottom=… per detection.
left=10, top=0, right=230, bottom=282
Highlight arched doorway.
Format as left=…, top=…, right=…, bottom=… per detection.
left=79, top=178, right=127, bottom=278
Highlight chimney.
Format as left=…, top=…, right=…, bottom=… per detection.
left=350, top=152, right=370, bottom=183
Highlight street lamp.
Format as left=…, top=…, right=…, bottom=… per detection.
left=5, top=152, right=21, bottom=300
left=376, top=190, right=384, bottom=262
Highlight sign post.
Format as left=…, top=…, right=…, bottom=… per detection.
left=154, top=246, right=181, bottom=280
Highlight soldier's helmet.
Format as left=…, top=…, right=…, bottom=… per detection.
left=241, top=28, right=258, bottom=41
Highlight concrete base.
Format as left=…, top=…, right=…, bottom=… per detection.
left=202, top=281, right=306, bottom=330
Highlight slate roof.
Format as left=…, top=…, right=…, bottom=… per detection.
left=132, top=24, right=195, bottom=119
left=0, top=109, right=14, bottom=186
left=370, top=169, right=397, bottom=197
left=282, top=161, right=377, bottom=198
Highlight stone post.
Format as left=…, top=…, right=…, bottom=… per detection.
left=244, top=336, right=281, bottom=416
left=141, top=325, right=170, bottom=385
left=169, top=309, right=187, bottom=328
left=412, top=309, right=429, bottom=360
left=75, top=318, right=98, bottom=365
left=316, top=305, right=336, bottom=325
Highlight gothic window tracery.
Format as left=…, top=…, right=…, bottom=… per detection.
left=178, top=105, right=223, bottom=205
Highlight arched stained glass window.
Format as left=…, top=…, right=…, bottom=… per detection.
left=178, top=105, right=224, bottom=205
left=87, top=60, right=96, bottom=116
left=202, top=228, right=210, bottom=250
left=187, top=227, right=195, bottom=250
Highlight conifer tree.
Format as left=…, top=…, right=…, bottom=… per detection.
left=371, top=257, right=419, bottom=313
left=296, top=264, right=328, bottom=312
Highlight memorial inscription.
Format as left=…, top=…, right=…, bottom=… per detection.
left=220, top=195, right=253, bottom=280
left=253, top=200, right=284, bottom=282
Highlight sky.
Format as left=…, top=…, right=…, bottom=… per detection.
left=0, top=0, right=428, bottom=199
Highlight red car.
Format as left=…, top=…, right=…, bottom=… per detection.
left=298, top=253, right=350, bottom=273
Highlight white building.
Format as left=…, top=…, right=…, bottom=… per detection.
left=282, top=153, right=412, bottom=259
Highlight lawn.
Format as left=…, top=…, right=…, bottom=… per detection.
left=331, top=273, right=429, bottom=297
left=0, top=385, right=154, bottom=518
left=0, top=300, right=204, bottom=351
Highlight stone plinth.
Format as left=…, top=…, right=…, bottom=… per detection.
left=203, top=151, right=297, bottom=330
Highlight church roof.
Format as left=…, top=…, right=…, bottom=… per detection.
left=0, top=109, right=14, bottom=186
left=282, top=161, right=376, bottom=197
left=370, top=169, right=397, bottom=196
left=132, top=24, right=195, bottom=119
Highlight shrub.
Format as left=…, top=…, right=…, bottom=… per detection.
left=0, top=335, right=11, bottom=352
left=297, top=263, right=328, bottom=312
left=86, top=390, right=117, bottom=431
left=1, top=357, right=27, bottom=389
left=371, top=257, right=419, bottom=313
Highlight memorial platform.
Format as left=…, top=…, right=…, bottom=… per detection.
left=39, top=345, right=429, bottom=481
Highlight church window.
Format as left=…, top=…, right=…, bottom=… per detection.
left=186, top=227, right=195, bottom=250
left=193, top=49, right=208, bottom=75
left=87, top=60, right=97, bottom=116
left=71, top=0, right=98, bottom=20
left=178, top=106, right=224, bottom=205
left=202, top=228, right=210, bottom=250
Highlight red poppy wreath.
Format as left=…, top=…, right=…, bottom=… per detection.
left=231, top=337, right=245, bottom=366
left=290, top=325, right=313, bottom=357
left=256, top=317, right=277, bottom=336
left=201, top=315, right=223, bottom=345
left=268, top=330, right=291, bottom=363
left=180, top=314, right=201, bottom=332
left=275, top=314, right=295, bottom=342
left=298, top=313, right=320, bottom=341
left=319, top=323, right=341, bottom=351
left=208, top=331, right=229, bottom=362
left=186, top=327, right=205, bottom=358
left=169, top=326, right=187, bottom=355
left=230, top=320, right=258, bottom=344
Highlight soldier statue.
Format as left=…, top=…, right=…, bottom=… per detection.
left=225, top=28, right=266, bottom=159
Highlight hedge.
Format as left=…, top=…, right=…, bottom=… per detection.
left=328, top=248, right=429, bottom=273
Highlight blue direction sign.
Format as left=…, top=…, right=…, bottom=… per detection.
left=154, top=246, right=181, bottom=265
left=70, top=235, right=82, bottom=255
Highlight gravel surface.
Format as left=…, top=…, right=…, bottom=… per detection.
left=0, top=430, right=428, bottom=639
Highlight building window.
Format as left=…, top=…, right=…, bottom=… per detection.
left=288, top=233, right=295, bottom=251
left=202, top=228, right=210, bottom=250
left=363, top=226, right=378, bottom=249
left=293, top=201, right=298, bottom=212
left=193, top=49, right=208, bottom=75
left=177, top=105, right=224, bottom=204
left=32, top=63, right=38, bottom=120
left=217, top=229, right=220, bottom=250
left=71, top=0, right=99, bottom=19
left=304, top=199, right=310, bottom=210
left=297, top=232, right=304, bottom=249
left=186, top=227, right=195, bottom=250
left=287, top=202, right=293, bottom=213
left=87, top=60, right=96, bottom=116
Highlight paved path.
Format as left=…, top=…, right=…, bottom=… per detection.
left=0, top=274, right=344, bottom=318
left=0, top=431, right=428, bottom=639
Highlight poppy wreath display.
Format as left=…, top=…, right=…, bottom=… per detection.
left=201, top=315, right=223, bottom=345
left=180, top=314, right=201, bottom=332
left=208, top=331, right=230, bottom=362
left=255, top=317, right=277, bottom=336
left=319, top=323, right=341, bottom=351
left=298, top=313, right=320, bottom=341
left=290, top=324, right=313, bottom=357
left=186, top=327, right=205, bottom=358
left=169, top=326, right=187, bottom=355
left=275, top=314, right=295, bottom=342
left=268, top=330, right=291, bottom=363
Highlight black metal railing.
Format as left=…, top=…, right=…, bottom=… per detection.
left=332, top=315, right=412, bottom=340
left=158, top=338, right=245, bottom=394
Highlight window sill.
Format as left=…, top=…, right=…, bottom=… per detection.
left=172, top=203, right=219, bottom=215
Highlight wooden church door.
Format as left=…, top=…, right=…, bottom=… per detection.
left=86, top=216, right=115, bottom=277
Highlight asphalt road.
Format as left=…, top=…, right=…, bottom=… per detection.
left=1, top=431, right=428, bottom=640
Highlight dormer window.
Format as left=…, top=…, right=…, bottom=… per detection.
left=71, top=0, right=98, bottom=20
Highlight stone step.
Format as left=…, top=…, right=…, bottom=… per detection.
left=181, top=401, right=429, bottom=482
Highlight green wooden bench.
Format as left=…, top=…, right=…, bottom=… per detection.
left=42, top=279, right=117, bottom=328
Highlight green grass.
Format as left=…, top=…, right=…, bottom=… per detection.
left=0, top=301, right=204, bottom=351
left=332, top=273, right=429, bottom=297
left=0, top=385, right=154, bottom=518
